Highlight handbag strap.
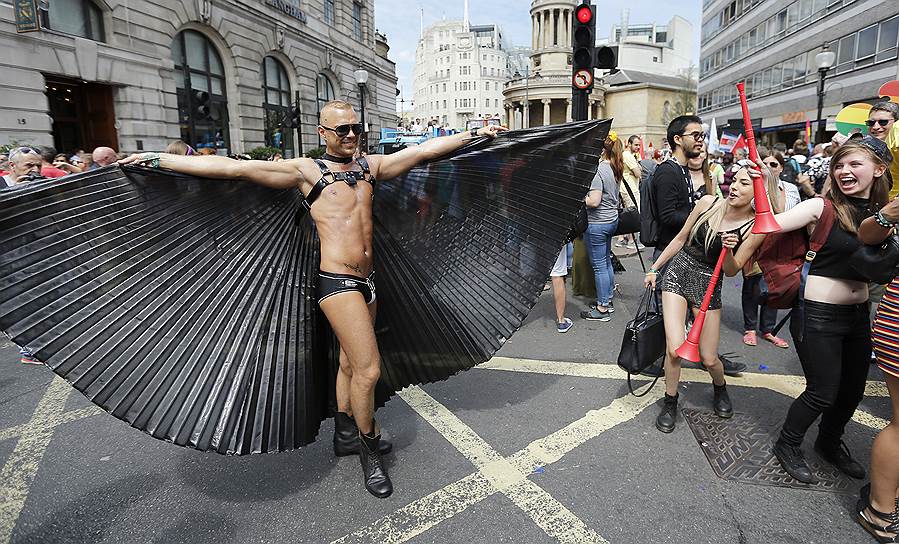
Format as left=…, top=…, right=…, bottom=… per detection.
left=796, top=198, right=835, bottom=342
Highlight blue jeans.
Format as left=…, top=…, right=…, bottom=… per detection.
left=585, top=221, right=618, bottom=307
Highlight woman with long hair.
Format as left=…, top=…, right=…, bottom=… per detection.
left=857, top=173, right=899, bottom=542
left=643, top=165, right=771, bottom=432
left=581, top=131, right=622, bottom=321
left=754, top=138, right=891, bottom=485
left=741, top=151, right=797, bottom=349
left=687, top=149, right=720, bottom=200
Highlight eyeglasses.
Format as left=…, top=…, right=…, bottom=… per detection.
left=681, top=131, right=707, bottom=141
left=320, top=123, right=364, bottom=138
left=866, top=119, right=892, bottom=127
left=764, top=161, right=780, bottom=168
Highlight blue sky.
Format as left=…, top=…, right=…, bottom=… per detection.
left=374, top=0, right=703, bottom=108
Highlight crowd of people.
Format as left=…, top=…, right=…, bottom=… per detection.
left=546, top=100, right=899, bottom=542
left=8, top=98, right=899, bottom=533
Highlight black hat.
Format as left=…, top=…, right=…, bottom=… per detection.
left=857, top=135, right=893, bottom=164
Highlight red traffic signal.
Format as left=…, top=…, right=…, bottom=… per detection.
left=576, top=4, right=592, bottom=24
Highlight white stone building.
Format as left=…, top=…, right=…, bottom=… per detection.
left=1, top=0, right=397, bottom=157
left=411, top=15, right=509, bottom=129
left=601, top=15, right=693, bottom=78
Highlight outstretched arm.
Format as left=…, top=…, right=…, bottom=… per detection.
left=370, top=125, right=507, bottom=180
left=119, top=153, right=304, bottom=190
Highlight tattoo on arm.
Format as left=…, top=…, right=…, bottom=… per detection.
left=344, top=262, right=363, bottom=274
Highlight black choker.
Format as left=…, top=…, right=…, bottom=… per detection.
left=322, top=153, right=353, bottom=164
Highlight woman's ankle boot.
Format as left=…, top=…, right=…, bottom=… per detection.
left=713, top=383, right=733, bottom=419
left=656, top=393, right=678, bottom=433
left=333, top=412, right=393, bottom=456
left=359, top=429, right=393, bottom=498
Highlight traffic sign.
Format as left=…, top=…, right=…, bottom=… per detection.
left=573, top=69, right=593, bottom=90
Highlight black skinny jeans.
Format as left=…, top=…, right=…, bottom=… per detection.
left=741, top=273, right=778, bottom=333
left=779, top=300, right=871, bottom=447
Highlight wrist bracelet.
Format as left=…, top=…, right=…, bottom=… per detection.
left=875, top=211, right=895, bottom=229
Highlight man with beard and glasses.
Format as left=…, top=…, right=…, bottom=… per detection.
left=642, top=115, right=746, bottom=378
left=121, top=100, right=506, bottom=499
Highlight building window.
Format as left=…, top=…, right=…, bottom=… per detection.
left=352, top=2, right=363, bottom=40
left=171, top=30, right=230, bottom=153
left=316, top=73, right=336, bottom=117
left=324, top=0, right=335, bottom=24
left=262, top=56, right=294, bottom=158
left=40, top=0, right=104, bottom=42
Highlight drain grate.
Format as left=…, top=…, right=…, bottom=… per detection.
left=682, top=408, right=856, bottom=494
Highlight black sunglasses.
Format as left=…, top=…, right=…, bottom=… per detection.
left=320, top=123, right=364, bottom=138
left=11, top=146, right=40, bottom=156
left=681, top=131, right=707, bottom=141
left=866, top=119, right=892, bottom=127
left=764, top=161, right=780, bottom=168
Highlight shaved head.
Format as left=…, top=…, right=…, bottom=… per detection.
left=319, top=100, right=357, bottom=126
left=92, top=146, right=117, bottom=167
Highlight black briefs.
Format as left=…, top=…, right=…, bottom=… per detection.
left=316, top=271, right=376, bottom=305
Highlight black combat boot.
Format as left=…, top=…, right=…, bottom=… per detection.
left=359, top=428, right=393, bottom=498
left=656, top=392, right=678, bottom=433
left=814, top=438, right=865, bottom=479
left=713, top=383, right=733, bottom=419
left=773, top=439, right=817, bottom=484
left=333, top=412, right=393, bottom=456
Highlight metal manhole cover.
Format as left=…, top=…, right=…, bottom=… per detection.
left=682, top=408, right=856, bottom=494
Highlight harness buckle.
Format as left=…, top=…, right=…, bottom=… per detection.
left=804, top=250, right=817, bottom=261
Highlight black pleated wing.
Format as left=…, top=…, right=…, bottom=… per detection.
left=0, top=120, right=609, bottom=454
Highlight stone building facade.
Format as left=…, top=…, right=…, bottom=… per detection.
left=412, top=19, right=509, bottom=129
left=1, top=0, right=397, bottom=157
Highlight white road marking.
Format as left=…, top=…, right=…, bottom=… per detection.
left=0, top=378, right=74, bottom=544
left=400, top=386, right=606, bottom=544
left=332, top=385, right=660, bottom=543
left=481, top=357, right=890, bottom=430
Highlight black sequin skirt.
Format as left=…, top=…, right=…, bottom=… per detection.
left=661, top=250, right=722, bottom=310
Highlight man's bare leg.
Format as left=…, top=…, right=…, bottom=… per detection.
left=336, top=347, right=353, bottom=415
left=320, top=293, right=380, bottom=433
left=320, top=291, right=392, bottom=497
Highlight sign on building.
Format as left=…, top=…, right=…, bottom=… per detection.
left=15, top=0, right=41, bottom=33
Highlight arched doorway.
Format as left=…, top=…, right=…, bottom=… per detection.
left=171, top=30, right=230, bottom=153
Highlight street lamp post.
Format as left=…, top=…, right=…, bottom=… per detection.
left=814, top=44, right=836, bottom=144
left=354, top=68, right=369, bottom=151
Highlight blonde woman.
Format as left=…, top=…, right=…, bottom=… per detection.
left=644, top=165, right=769, bottom=432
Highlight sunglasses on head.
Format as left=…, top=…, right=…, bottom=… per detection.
left=866, top=119, right=892, bottom=127
left=320, top=123, right=364, bottom=138
left=12, top=146, right=40, bottom=156
left=764, top=161, right=780, bottom=168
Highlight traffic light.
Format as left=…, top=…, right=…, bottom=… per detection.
left=193, top=90, right=210, bottom=119
left=595, top=45, right=618, bottom=73
left=572, top=2, right=596, bottom=92
left=289, top=105, right=301, bottom=129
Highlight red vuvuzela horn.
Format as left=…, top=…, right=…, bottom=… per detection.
left=736, top=82, right=781, bottom=235
left=675, top=246, right=728, bottom=363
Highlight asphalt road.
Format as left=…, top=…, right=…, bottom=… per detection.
left=0, top=249, right=890, bottom=544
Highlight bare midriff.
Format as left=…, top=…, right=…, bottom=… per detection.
left=304, top=171, right=375, bottom=278
left=805, top=275, right=869, bottom=305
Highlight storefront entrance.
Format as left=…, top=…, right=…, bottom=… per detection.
left=45, top=75, right=118, bottom=154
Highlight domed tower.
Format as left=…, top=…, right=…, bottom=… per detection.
left=502, top=0, right=604, bottom=129
left=530, top=0, right=576, bottom=74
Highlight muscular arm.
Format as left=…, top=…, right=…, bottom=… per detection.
left=370, top=125, right=506, bottom=180
left=120, top=153, right=304, bottom=190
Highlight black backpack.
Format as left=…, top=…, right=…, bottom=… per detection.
left=639, top=165, right=661, bottom=247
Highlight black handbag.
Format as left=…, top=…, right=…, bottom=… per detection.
left=565, top=202, right=588, bottom=243
left=849, top=233, right=899, bottom=284
left=617, top=287, right=666, bottom=396
left=614, top=179, right=641, bottom=236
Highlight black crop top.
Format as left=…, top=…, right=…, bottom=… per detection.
left=809, top=196, right=872, bottom=281
left=683, top=200, right=754, bottom=265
